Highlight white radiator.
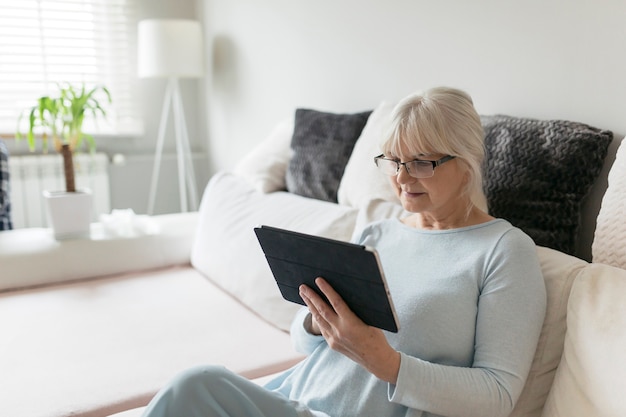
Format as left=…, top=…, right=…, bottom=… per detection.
left=9, top=153, right=111, bottom=229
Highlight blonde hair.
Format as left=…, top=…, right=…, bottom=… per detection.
left=381, top=86, right=488, bottom=213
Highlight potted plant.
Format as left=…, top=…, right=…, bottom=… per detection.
left=16, top=83, right=112, bottom=239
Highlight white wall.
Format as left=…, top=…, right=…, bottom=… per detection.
left=202, top=0, right=626, bottom=172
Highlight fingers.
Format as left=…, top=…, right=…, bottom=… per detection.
left=299, top=283, right=331, bottom=336
left=299, top=278, right=341, bottom=315
left=313, top=277, right=348, bottom=315
left=299, top=281, right=333, bottom=319
left=299, top=278, right=352, bottom=330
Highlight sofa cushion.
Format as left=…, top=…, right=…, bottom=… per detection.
left=233, top=117, right=294, bottom=193
left=286, top=108, right=372, bottom=203
left=191, top=172, right=358, bottom=331
left=481, top=115, right=612, bottom=256
left=337, top=101, right=402, bottom=209
left=0, top=268, right=302, bottom=417
left=592, top=138, right=626, bottom=269
left=509, top=246, right=587, bottom=417
left=542, top=263, right=626, bottom=417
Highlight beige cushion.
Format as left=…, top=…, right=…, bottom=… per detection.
left=542, top=263, right=626, bottom=417
left=353, top=199, right=409, bottom=235
left=337, top=101, right=401, bottom=208
left=593, top=138, right=626, bottom=269
left=233, top=117, right=294, bottom=193
left=191, top=172, right=358, bottom=331
left=510, top=246, right=588, bottom=417
left=0, top=268, right=302, bottom=417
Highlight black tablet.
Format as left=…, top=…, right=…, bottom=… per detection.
left=254, top=225, right=399, bottom=332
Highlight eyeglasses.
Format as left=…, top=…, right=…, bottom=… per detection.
left=373, top=154, right=456, bottom=178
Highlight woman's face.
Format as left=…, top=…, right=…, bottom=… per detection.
left=386, top=142, right=469, bottom=221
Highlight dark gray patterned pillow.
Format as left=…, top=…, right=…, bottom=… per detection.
left=286, top=108, right=372, bottom=202
left=481, top=114, right=612, bottom=255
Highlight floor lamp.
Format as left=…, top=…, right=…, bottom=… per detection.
left=138, top=19, right=204, bottom=214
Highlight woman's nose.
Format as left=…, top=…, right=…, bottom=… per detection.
left=395, top=164, right=414, bottom=184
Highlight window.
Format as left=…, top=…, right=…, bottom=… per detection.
left=0, top=0, right=141, bottom=136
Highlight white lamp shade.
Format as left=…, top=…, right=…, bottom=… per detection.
left=138, top=19, right=204, bottom=78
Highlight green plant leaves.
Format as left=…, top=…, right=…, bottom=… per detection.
left=16, top=82, right=112, bottom=154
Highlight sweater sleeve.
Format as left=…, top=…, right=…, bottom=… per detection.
left=290, top=307, right=326, bottom=355
left=388, top=229, right=547, bottom=417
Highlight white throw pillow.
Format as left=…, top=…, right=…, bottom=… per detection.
left=509, top=246, right=588, bottom=417
left=352, top=199, right=410, bottom=238
left=542, top=263, right=626, bottom=417
left=233, top=118, right=294, bottom=193
left=592, top=137, right=626, bottom=269
left=190, top=172, right=358, bottom=331
left=337, top=101, right=401, bottom=208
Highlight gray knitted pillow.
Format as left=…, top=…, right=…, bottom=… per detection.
left=481, top=115, right=612, bottom=255
left=286, top=108, right=372, bottom=202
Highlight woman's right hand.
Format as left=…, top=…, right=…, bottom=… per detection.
left=299, top=278, right=401, bottom=384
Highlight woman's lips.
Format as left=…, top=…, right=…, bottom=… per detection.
left=403, top=190, right=425, bottom=198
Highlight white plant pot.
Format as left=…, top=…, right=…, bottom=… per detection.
left=43, top=189, right=93, bottom=240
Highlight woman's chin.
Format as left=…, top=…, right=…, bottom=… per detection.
left=400, top=199, right=426, bottom=213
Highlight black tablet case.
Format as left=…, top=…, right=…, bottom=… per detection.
left=254, top=225, right=399, bottom=332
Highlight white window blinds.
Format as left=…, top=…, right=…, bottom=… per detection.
left=0, top=0, right=141, bottom=136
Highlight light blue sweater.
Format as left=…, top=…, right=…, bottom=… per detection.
left=266, top=218, right=546, bottom=417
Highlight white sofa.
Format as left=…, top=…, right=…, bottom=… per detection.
left=1, top=102, right=626, bottom=417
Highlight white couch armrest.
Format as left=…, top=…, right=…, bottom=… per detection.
left=0, top=212, right=198, bottom=292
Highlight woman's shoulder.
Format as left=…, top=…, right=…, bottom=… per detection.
left=484, top=219, right=538, bottom=257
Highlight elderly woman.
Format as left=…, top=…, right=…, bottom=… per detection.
left=142, top=87, right=546, bottom=417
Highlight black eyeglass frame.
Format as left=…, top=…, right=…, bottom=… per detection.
left=373, top=154, right=456, bottom=178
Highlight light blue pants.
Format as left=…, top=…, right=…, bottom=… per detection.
left=142, top=365, right=314, bottom=417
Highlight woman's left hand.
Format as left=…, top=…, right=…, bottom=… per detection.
left=299, top=277, right=401, bottom=384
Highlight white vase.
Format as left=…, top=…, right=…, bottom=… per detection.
left=43, top=189, right=93, bottom=240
